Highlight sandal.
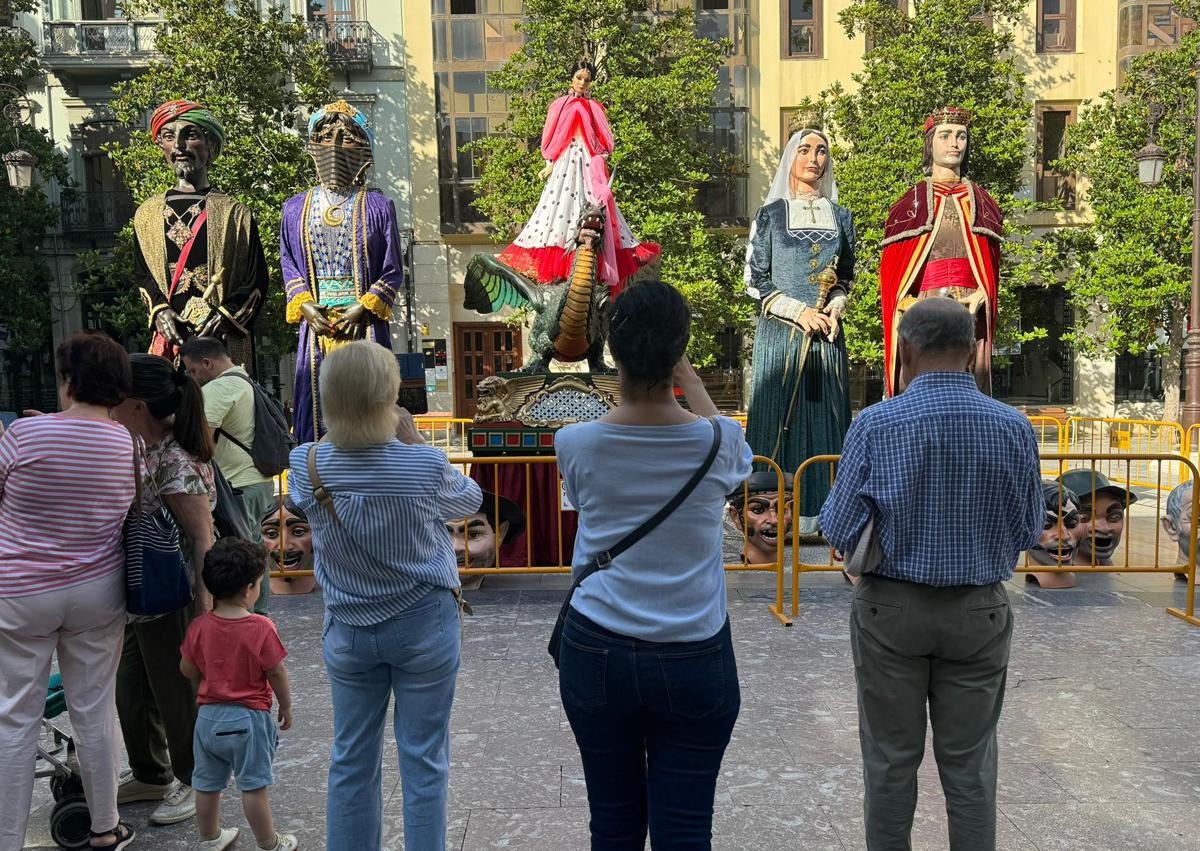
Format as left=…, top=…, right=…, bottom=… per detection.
left=90, top=821, right=135, bottom=850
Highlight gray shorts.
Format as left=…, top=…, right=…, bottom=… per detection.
left=191, top=703, right=278, bottom=792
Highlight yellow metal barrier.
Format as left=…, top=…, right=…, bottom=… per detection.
left=1026, top=415, right=1067, bottom=476
left=789, top=451, right=1199, bottom=629
left=416, top=416, right=472, bottom=453
left=445, top=453, right=792, bottom=625
left=1064, top=417, right=1188, bottom=491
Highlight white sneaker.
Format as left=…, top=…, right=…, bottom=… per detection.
left=116, top=769, right=173, bottom=804
left=200, top=827, right=239, bottom=850
left=260, top=832, right=299, bottom=851
left=149, top=781, right=196, bottom=825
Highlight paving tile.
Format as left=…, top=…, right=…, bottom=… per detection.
left=712, top=803, right=846, bottom=849
left=1000, top=802, right=1200, bottom=850
left=460, top=806, right=593, bottom=850
left=1035, top=761, right=1200, bottom=803
left=21, top=581, right=1200, bottom=850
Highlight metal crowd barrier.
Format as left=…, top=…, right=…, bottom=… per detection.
left=1063, top=416, right=1188, bottom=491
left=1026, top=415, right=1066, bottom=476
left=447, top=453, right=793, bottom=625
left=790, top=452, right=1199, bottom=629
left=415, top=416, right=472, bottom=453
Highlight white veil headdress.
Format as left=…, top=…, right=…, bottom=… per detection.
left=744, top=128, right=839, bottom=293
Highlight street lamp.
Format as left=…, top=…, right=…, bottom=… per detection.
left=1186, top=59, right=1200, bottom=430
left=1140, top=74, right=1200, bottom=428
left=2, top=148, right=36, bottom=191
left=0, top=84, right=37, bottom=193
left=1137, top=102, right=1168, bottom=186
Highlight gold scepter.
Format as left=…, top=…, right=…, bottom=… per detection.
left=769, top=261, right=839, bottom=462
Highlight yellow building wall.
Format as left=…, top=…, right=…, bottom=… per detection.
left=405, top=0, right=1131, bottom=414
left=750, top=1, right=1119, bottom=219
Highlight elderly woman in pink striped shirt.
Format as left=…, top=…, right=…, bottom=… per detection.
left=0, top=333, right=138, bottom=851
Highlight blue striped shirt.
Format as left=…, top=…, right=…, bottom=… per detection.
left=287, top=440, right=482, bottom=626
left=818, top=372, right=1043, bottom=586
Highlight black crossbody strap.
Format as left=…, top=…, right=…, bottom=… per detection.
left=573, top=416, right=722, bottom=588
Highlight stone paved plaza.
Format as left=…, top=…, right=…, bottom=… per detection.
left=23, top=570, right=1200, bottom=850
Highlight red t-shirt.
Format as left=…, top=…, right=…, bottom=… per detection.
left=180, top=612, right=287, bottom=711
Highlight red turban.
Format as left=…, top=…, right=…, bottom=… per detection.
left=150, top=100, right=225, bottom=154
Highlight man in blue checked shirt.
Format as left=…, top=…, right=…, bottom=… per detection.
left=820, top=298, right=1042, bottom=851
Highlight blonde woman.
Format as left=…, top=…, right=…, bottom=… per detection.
left=286, top=341, right=481, bottom=851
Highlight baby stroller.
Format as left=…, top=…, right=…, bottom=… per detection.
left=36, top=673, right=92, bottom=849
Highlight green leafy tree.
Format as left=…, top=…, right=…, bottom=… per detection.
left=0, top=3, right=72, bottom=355
left=79, top=0, right=332, bottom=354
left=806, top=0, right=1051, bottom=369
left=1058, top=7, right=1200, bottom=423
left=469, top=0, right=754, bottom=365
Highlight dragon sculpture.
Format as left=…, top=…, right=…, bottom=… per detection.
left=463, top=203, right=611, bottom=373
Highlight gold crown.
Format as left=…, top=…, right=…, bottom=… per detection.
left=787, top=108, right=824, bottom=136
left=321, top=99, right=359, bottom=119
left=924, top=106, right=972, bottom=132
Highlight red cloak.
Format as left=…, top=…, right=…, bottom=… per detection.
left=879, top=179, right=1003, bottom=396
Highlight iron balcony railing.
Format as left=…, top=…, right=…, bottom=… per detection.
left=42, top=20, right=159, bottom=58
left=61, top=190, right=136, bottom=235
left=306, top=20, right=373, bottom=75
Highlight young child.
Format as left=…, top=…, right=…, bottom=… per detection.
left=180, top=538, right=298, bottom=851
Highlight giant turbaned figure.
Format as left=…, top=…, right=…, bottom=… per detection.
left=133, top=100, right=270, bottom=366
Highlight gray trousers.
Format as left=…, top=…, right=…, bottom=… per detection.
left=850, top=574, right=1013, bottom=851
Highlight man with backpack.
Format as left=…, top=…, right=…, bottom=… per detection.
left=181, top=337, right=293, bottom=614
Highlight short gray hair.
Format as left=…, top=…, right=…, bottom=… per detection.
left=898, top=297, right=974, bottom=355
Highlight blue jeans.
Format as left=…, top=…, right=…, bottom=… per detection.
left=323, top=589, right=461, bottom=851
left=559, top=609, right=740, bottom=851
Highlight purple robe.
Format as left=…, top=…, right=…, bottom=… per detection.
left=281, top=188, right=403, bottom=443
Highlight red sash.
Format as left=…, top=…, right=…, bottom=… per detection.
left=149, top=210, right=209, bottom=361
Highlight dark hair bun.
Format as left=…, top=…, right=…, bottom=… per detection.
left=607, top=281, right=690, bottom=387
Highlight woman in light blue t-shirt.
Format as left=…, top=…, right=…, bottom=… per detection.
left=554, top=280, right=753, bottom=849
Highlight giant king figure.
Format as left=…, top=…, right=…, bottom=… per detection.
left=880, top=106, right=1003, bottom=396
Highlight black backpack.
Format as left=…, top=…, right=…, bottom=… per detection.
left=212, top=372, right=295, bottom=477
left=210, top=460, right=257, bottom=542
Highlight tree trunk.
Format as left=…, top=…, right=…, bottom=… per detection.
left=1163, top=310, right=1186, bottom=426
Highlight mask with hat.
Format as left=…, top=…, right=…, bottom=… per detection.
left=1055, top=470, right=1137, bottom=562
left=447, top=491, right=527, bottom=569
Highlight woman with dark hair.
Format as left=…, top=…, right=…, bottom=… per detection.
left=493, top=56, right=658, bottom=294
left=110, top=353, right=216, bottom=829
left=554, top=281, right=753, bottom=849
left=0, top=333, right=137, bottom=850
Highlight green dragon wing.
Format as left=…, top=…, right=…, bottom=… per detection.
left=463, top=254, right=541, bottom=314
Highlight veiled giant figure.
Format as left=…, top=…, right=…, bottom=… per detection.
left=282, top=100, right=403, bottom=442
left=744, top=127, right=855, bottom=533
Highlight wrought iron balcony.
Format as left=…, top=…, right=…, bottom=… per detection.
left=0, top=25, right=34, bottom=43
left=61, top=190, right=136, bottom=235
left=306, top=20, right=373, bottom=76
left=42, top=20, right=159, bottom=66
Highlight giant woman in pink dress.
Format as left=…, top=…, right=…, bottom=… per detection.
left=497, top=59, right=658, bottom=295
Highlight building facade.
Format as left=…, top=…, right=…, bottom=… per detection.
left=6, top=1, right=1197, bottom=417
